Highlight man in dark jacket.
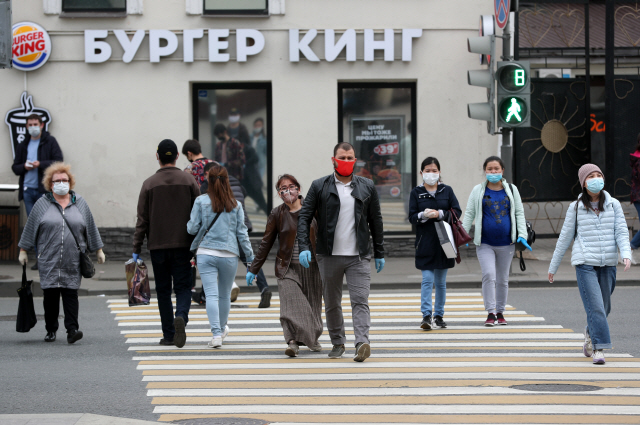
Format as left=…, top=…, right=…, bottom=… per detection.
left=199, top=162, right=272, bottom=308
left=133, top=139, right=200, bottom=348
left=11, top=113, right=63, bottom=270
left=297, top=142, right=385, bottom=363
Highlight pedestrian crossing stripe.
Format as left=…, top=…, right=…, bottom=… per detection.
left=105, top=291, right=640, bottom=424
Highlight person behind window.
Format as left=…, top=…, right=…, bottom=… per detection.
left=629, top=133, right=640, bottom=264
left=462, top=156, right=531, bottom=327
left=248, top=174, right=323, bottom=357
left=297, top=142, right=385, bottom=363
left=182, top=139, right=214, bottom=186
left=548, top=164, right=631, bottom=365
left=213, top=123, right=245, bottom=182
left=11, top=113, right=63, bottom=271
left=187, top=164, right=254, bottom=349
left=18, top=163, right=105, bottom=344
left=408, top=157, right=461, bottom=331
left=252, top=117, right=267, bottom=179
left=238, top=128, right=269, bottom=215
left=226, top=107, right=251, bottom=147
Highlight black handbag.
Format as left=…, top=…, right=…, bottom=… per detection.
left=16, top=264, right=37, bottom=333
left=511, top=184, right=536, bottom=271
left=58, top=209, right=95, bottom=279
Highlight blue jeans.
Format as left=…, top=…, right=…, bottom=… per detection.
left=575, top=264, right=616, bottom=350
left=198, top=255, right=238, bottom=336
left=631, top=202, right=640, bottom=249
left=421, top=269, right=448, bottom=318
left=149, top=248, right=193, bottom=341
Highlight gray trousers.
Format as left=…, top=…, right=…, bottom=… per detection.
left=476, top=244, right=515, bottom=314
left=316, top=254, right=371, bottom=346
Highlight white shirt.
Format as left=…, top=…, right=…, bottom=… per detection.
left=332, top=175, right=358, bottom=256
left=197, top=247, right=237, bottom=258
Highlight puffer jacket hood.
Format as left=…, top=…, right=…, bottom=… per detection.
left=549, top=191, right=632, bottom=274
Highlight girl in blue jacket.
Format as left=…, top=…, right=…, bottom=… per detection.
left=549, top=164, right=631, bottom=365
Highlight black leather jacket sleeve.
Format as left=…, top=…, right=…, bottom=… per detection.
left=367, top=182, right=385, bottom=258
left=296, top=179, right=319, bottom=253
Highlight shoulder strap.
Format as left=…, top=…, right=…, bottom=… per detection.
left=197, top=211, right=222, bottom=249
left=56, top=207, right=81, bottom=251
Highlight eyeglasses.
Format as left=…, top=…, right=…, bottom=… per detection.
left=52, top=179, right=70, bottom=184
left=279, top=184, right=298, bottom=193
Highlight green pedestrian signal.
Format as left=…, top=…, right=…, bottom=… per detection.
left=497, top=61, right=531, bottom=128
left=499, top=97, right=528, bottom=124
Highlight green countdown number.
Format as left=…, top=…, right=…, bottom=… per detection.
left=515, top=69, right=525, bottom=86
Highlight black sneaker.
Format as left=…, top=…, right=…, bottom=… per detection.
left=173, top=316, right=186, bottom=348
left=420, top=315, right=432, bottom=330
left=353, top=342, right=371, bottom=362
left=258, top=289, right=272, bottom=309
left=44, top=331, right=56, bottom=342
left=328, top=344, right=345, bottom=359
left=159, top=338, right=174, bottom=346
left=433, top=316, right=447, bottom=328
left=67, top=329, right=83, bottom=344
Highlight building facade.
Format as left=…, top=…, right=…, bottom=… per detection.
left=2, top=0, right=512, bottom=257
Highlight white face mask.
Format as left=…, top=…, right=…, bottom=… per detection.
left=228, top=115, right=240, bottom=123
left=422, top=172, right=439, bottom=186
left=28, top=126, right=41, bottom=138
left=280, top=188, right=299, bottom=204
left=53, top=182, right=70, bottom=196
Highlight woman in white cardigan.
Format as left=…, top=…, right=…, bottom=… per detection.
left=549, top=164, right=631, bottom=365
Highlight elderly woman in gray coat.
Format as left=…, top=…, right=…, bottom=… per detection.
left=18, top=163, right=105, bottom=344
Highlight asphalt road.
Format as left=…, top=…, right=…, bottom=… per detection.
left=0, top=286, right=638, bottom=421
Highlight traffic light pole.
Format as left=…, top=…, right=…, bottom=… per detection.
left=500, top=16, right=513, bottom=183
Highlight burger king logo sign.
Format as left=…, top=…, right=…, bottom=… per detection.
left=12, top=22, right=52, bottom=71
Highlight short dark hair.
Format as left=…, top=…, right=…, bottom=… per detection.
left=182, top=139, right=202, bottom=156
left=420, top=157, right=440, bottom=172
left=213, top=123, right=227, bottom=137
left=333, top=142, right=355, bottom=156
left=26, top=113, right=43, bottom=124
left=203, top=161, right=219, bottom=174
left=483, top=155, right=505, bottom=171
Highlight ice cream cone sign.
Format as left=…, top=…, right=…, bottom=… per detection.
left=5, top=92, right=52, bottom=159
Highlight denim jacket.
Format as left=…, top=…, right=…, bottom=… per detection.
left=187, top=194, right=254, bottom=262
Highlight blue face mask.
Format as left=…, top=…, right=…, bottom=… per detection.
left=586, top=177, right=604, bottom=193
left=486, top=173, right=502, bottom=184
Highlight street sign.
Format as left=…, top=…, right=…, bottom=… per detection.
left=495, top=0, right=510, bottom=30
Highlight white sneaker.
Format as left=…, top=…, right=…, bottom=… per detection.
left=592, top=349, right=605, bottom=364
left=230, top=282, right=240, bottom=302
left=221, top=325, right=229, bottom=341
left=583, top=333, right=593, bottom=357
left=631, top=249, right=639, bottom=265
left=208, top=336, right=222, bottom=348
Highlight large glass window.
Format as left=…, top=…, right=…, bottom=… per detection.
left=193, top=83, right=271, bottom=233
left=339, top=83, right=416, bottom=233
left=62, top=0, right=126, bottom=12
left=204, top=0, right=268, bottom=16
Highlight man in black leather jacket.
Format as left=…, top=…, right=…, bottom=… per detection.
left=297, top=142, right=385, bottom=363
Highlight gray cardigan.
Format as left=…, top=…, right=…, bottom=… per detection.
left=19, top=192, right=103, bottom=290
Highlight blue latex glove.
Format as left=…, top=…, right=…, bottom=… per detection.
left=517, top=236, right=532, bottom=251
left=246, top=271, right=256, bottom=286
left=132, top=253, right=139, bottom=262
left=299, top=250, right=312, bottom=269
left=375, top=258, right=385, bottom=273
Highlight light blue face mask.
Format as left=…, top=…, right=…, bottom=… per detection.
left=486, top=173, right=502, bottom=184
left=586, top=177, right=604, bottom=193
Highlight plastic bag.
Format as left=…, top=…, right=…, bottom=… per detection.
left=125, top=259, right=151, bottom=307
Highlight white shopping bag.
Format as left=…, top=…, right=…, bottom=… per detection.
left=434, top=221, right=458, bottom=259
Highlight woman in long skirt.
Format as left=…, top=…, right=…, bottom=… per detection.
left=247, top=174, right=323, bottom=357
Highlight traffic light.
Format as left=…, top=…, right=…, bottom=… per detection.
left=496, top=61, right=531, bottom=128
left=467, top=34, right=496, bottom=135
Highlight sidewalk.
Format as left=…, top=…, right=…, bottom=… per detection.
left=0, top=238, right=638, bottom=296
left=0, top=414, right=158, bottom=424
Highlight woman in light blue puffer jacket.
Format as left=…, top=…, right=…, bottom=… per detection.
left=548, top=164, right=631, bottom=365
